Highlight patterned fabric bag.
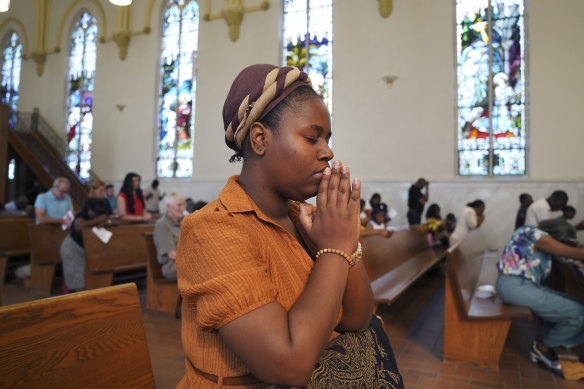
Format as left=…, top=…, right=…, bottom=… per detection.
left=271, top=315, right=404, bottom=389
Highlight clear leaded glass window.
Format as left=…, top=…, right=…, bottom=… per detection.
left=157, top=0, right=199, bottom=178
left=65, top=11, right=98, bottom=180
left=456, top=0, right=526, bottom=175
left=1, top=31, right=22, bottom=127
left=282, top=0, right=333, bottom=112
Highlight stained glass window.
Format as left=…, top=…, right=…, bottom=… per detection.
left=456, top=0, right=526, bottom=175
left=65, top=11, right=97, bottom=180
left=282, top=0, right=333, bottom=112
left=157, top=0, right=198, bottom=178
left=1, top=31, right=22, bottom=127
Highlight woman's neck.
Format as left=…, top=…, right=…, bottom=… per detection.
left=238, top=169, right=290, bottom=222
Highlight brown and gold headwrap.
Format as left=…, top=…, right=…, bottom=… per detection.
left=222, top=64, right=312, bottom=153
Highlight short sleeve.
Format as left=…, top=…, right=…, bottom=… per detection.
left=527, top=226, right=548, bottom=242
left=176, top=211, right=277, bottom=331
left=34, top=193, right=46, bottom=210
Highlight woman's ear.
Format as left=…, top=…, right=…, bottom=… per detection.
left=248, top=122, right=268, bottom=156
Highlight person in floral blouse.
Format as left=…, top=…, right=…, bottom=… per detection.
left=495, top=219, right=584, bottom=374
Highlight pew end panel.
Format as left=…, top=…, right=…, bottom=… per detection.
left=0, top=217, right=34, bottom=292
left=143, top=232, right=180, bottom=315
left=28, top=224, right=68, bottom=295
left=443, top=235, right=532, bottom=370
left=0, top=283, right=155, bottom=388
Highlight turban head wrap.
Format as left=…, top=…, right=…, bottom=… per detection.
left=223, top=64, right=312, bottom=153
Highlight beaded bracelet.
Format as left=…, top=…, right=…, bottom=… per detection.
left=315, top=242, right=362, bottom=267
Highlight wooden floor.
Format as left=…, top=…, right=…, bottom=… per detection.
left=2, top=269, right=582, bottom=389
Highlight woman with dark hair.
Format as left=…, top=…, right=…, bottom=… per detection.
left=116, top=172, right=152, bottom=222
left=176, top=64, right=402, bottom=388
left=495, top=219, right=584, bottom=374
left=449, top=199, right=485, bottom=245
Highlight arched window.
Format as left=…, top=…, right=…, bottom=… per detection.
left=456, top=0, right=527, bottom=175
left=65, top=11, right=98, bottom=180
left=0, top=31, right=22, bottom=127
left=282, top=0, right=333, bottom=112
left=157, top=0, right=199, bottom=178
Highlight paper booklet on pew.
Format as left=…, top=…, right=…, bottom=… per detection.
left=92, top=227, right=113, bottom=244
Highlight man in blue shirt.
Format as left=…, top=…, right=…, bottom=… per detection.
left=34, top=177, right=74, bottom=228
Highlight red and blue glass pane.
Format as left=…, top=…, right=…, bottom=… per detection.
left=1, top=31, right=22, bottom=127
left=456, top=0, right=525, bottom=175
left=66, top=11, right=97, bottom=180
left=157, top=0, right=198, bottom=178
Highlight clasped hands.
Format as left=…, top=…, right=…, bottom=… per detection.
left=298, top=160, right=361, bottom=258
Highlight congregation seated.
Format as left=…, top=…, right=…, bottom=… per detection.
left=104, top=184, right=118, bottom=214
left=153, top=192, right=186, bottom=281
left=60, top=180, right=113, bottom=292
left=116, top=172, right=152, bottom=222
left=420, top=203, right=450, bottom=247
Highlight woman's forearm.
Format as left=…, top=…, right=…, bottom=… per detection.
left=337, top=260, right=374, bottom=331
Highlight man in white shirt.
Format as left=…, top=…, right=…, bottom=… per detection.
left=524, top=190, right=568, bottom=227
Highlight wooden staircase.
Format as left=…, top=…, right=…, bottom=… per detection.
left=0, top=105, right=89, bottom=208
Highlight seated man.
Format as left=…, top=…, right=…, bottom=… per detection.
left=153, top=193, right=186, bottom=280
left=34, top=177, right=74, bottom=228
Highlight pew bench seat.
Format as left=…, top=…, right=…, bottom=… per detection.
left=362, top=228, right=446, bottom=312
left=443, top=233, right=532, bottom=370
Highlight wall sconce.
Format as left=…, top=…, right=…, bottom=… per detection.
left=0, top=0, right=10, bottom=13
left=109, top=0, right=132, bottom=5
left=116, top=104, right=126, bottom=112
left=382, top=75, right=398, bottom=87
left=204, top=0, right=270, bottom=42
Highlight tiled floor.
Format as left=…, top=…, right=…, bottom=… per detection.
left=2, top=269, right=582, bottom=388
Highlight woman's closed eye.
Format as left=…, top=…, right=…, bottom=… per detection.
left=304, top=136, right=317, bottom=144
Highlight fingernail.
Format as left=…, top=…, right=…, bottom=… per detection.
left=353, top=178, right=360, bottom=186
left=323, top=167, right=331, bottom=175
left=342, top=166, right=348, bottom=174
left=333, top=161, right=340, bottom=169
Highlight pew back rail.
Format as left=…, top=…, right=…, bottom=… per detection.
left=0, top=283, right=155, bottom=388
left=82, top=223, right=154, bottom=289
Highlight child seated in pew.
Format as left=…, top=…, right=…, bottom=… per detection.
left=60, top=180, right=114, bottom=293
left=420, top=203, right=451, bottom=247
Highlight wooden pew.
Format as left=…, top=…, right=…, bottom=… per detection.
left=443, top=231, right=532, bottom=370
left=82, top=223, right=154, bottom=289
left=28, top=224, right=68, bottom=295
left=0, top=216, right=34, bottom=304
left=143, top=232, right=181, bottom=315
left=0, top=283, right=155, bottom=388
left=361, top=227, right=446, bottom=311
